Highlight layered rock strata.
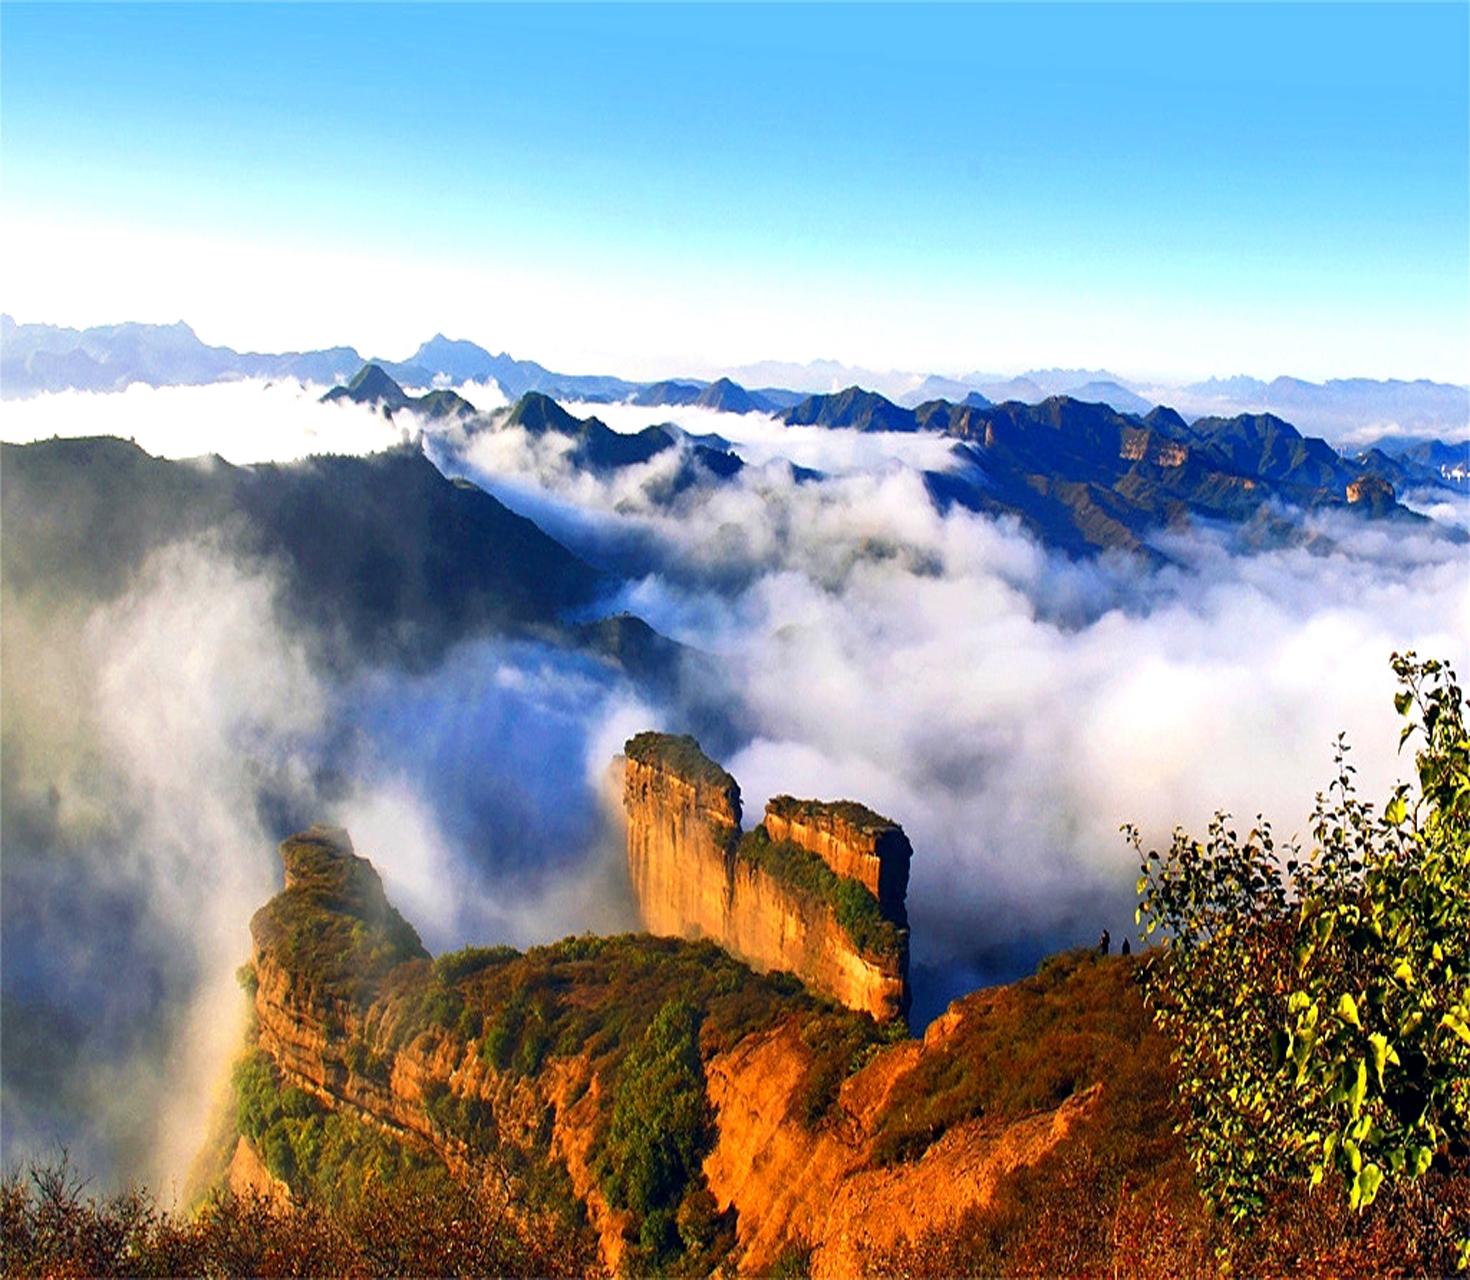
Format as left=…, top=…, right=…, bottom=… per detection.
left=240, top=826, right=1136, bottom=1277
left=622, top=733, right=910, bottom=1021
left=763, top=795, right=912, bottom=924
left=246, top=827, right=628, bottom=1266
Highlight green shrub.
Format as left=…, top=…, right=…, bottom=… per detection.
left=737, top=826, right=900, bottom=961
left=432, top=943, right=519, bottom=985
left=599, top=998, right=714, bottom=1270
left=1135, top=652, right=1470, bottom=1255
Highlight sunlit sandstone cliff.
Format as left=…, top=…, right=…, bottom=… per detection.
left=238, top=827, right=1149, bottom=1276
left=622, top=732, right=911, bottom=1022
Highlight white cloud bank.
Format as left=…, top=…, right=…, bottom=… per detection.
left=3, top=381, right=1465, bottom=1186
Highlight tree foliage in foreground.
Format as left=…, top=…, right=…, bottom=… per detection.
left=1133, top=652, right=1469, bottom=1262
left=1, top=1149, right=598, bottom=1278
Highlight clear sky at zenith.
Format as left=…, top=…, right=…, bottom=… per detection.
left=2, top=3, right=1466, bottom=384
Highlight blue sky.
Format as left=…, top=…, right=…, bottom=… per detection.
left=2, top=3, right=1466, bottom=383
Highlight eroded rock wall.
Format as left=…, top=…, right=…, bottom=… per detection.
left=623, top=732, right=742, bottom=942
left=240, top=828, right=1118, bottom=1278
left=247, top=829, right=632, bottom=1268
left=702, top=1016, right=1099, bottom=1279
left=762, top=796, right=912, bottom=924
left=622, top=733, right=909, bottom=1021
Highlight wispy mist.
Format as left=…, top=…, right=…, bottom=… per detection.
left=3, top=382, right=1466, bottom=1187
left=0, top=378, right=416, bottom=464
left=456, top=398, right=1470, bottom=1012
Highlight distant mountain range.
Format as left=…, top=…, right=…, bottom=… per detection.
left=321, top=362, right=477, bottom=421
left=3, top=314, right=1465, bottom=446
left=327, top=364, right=1465, bottom=562
left=0, top=318, right=640, bottom=405
left=1158, top=375, right=1470, bottom=445
left=773, top=389, right=1457, bottom=559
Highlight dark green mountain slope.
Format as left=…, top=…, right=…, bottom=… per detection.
left=1189, top=412, right=1348, bottom=489
left=918, top=395, right=1436, bottom=557
left=320, top=364, right=475, bottom=422
left=507, top=392, right=676, bottom=470
left=503, top=392, right=744, bottom=481
left=781, top=386, right=920, bottom=432
left=236, top=448, right=603, bottom=663
left=1, top=437, right=608, bottom=669
left=1352, top=438, right=1469, bottom=494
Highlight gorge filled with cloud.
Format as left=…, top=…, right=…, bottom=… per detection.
left=2, top=379, right=1465, bottom=1192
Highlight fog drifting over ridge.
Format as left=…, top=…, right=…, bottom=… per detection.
left=461, top=399, right=1469, bottom=993
left=2, top=380, right=1467, bottom=1189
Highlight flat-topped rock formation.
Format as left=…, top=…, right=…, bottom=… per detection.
left=622, top=732, right=910, bottom=1022
left=236, top=825, right=1136, bottom=1276
left=763, top=795, right=911, bottom=925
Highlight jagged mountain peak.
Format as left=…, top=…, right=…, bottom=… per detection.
left=320, top=362, right=412, bottom=413
left=506, top=389, right=584, bottom=435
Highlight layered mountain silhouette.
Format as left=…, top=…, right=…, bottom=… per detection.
left=320, top=363, right=475, bottom=421
left=632, top=376, right=780, bottom=415
left=1183, top=374, right=1469, bottom=438
left=7, top=314, right=1464, bottom=445
left=631, top=379, right=705, bottom=407
left=507, top=391, right=676, bottom=469
left=0, top=316, right=365, bottom=395
left=1351, top=438, right=1470, bottom=494
left=921, top=396, right=1441, bottom=557
left=0, top=434, right=677, bottom=675
left=503, top=390, right=744, bottom=483
left=304, top=364, right=1458, bottom=561
left=402, top=334, right=639, bottom=402
left=716, top=384, right=1456, bottom=558
left=781, top=386, right=922, bottom=432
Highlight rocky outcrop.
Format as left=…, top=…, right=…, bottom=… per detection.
left=238, top=827, right=1169, bottom=1278
left=622, top=733, right=910, bottom=1022
left=622, top=734, right=743, bottom=943
left=246, top=827, right=627, bottom=1265
left=1347, top=473, right=1397, bottom=513
left=703, top=1018, right=1100, bottom=1278
left=762, top=795, right=911, bottom=924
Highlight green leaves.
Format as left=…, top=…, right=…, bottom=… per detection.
left=599, top=998, right=715, bottom=1270
left=1134, top=653, right=1470, bottom=1261
left=1348, top=1056, right=1368, bottom=1120
left=1442, top=1008, right=1470, bottom=1046
left=1349, top=1161, right=1383, bottom=1210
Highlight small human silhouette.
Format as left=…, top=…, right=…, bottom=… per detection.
left=1098, top=928, right=1111, bottom=955
left=1121, top=937, right=1131, bottom=956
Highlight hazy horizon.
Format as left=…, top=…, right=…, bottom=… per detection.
left=9, top=309, right=1470, bottom=398
left=2, top=5, right=1467, bottom=384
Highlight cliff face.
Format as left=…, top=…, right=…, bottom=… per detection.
left=763, top=795, right=911, bottom=924
left=703, top=1017, right=1099, bottom=1278
left=247, top=827, right=629, bottom=1267
left=238, top=827, right=1180, bottom=1278
left=622, top=733, right=910, bottom=1022
left=622, top=733, right=743, bottom=944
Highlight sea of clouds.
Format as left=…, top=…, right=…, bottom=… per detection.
left=2, top=379, right=1466, bottom=1190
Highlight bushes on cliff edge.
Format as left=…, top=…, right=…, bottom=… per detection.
left=1134, top=652, right=1470, bottom=1265
left=1, top=1153, right=599, bottom=1278
left=736, top=826, right=901, bottom=963
left=599, top=997, right=729, bottom=1273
